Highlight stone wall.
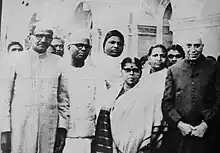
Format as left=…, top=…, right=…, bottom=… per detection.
left=170, top=0, right=220, bottom=58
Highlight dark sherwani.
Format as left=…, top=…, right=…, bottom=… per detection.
left=161, top=55, right=220, bottom=153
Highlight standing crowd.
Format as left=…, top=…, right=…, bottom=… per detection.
left=0, top=17, right=220, bottom=153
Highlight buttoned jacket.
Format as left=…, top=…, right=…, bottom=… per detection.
left=0, top=49, right=70, bottom=153
left=162, top=55, right=220, bottom=126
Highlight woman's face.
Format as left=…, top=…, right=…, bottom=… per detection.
left=167, top=49, right=183, bottom=66
left=121, top=63, right=142, bottom=87
left=148, top=47, right=167, bottom=71
left=104, top=36, right=124, bottom=57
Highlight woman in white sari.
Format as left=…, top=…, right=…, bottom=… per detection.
left=95, top=57, right=156, bottom=153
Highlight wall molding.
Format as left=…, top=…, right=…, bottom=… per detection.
left=171, top=13, right=220, bottom=31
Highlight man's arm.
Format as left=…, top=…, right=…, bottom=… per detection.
left=201, top=62, right=220, bottom=125
left=54, top=59, right=70, bottom=152
left=161, top=68, right=182, bottom=127
left=1, top=71, right=16, bottom=132
left=1, top=71, right=16, bottom=153
left=57, top=73, right=70, bottom=130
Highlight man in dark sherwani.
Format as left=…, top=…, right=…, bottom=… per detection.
left=161, top=34, right=220, bottom=153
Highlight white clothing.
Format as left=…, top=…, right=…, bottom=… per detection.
left=63, top=63, right=97, bottom=153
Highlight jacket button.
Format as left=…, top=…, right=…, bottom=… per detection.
left=192, top=102, right=196, bottom=106
left=192, top=82, right=195, bottom=85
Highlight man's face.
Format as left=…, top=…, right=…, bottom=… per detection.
left=68, top=38, right=91, bottom=61
left=167, top=49, right=183, bottom=66
left=104, top=36, right=124, bottom=57
left=31, top=29, right=53, bottom=54
left=122, top=63, right=142, bottom=87
left=148, top=47, right=167, bottom=71
left=9, top=44, right=23, bottom=52
left=51, top=38, right=64, bottom=57
left=184, top=37, right=204, bottom=61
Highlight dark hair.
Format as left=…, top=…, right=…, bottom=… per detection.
left=148, top=44, right=167, bottom=57
left=217, top=55, right=220, bottom=63
left=121, top=57, right=142, bottom=70
left=167, top=44, right=185, bottom=58
left=206, top=56, right=216, bottom=62
left=103, top=30, right=124, bottom=50
left=140, top=55, right=148, bottom=66
left=7, top=41, right=24, bottom=52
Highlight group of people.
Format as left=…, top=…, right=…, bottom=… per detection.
left=0, top=17, right=220, bottom=153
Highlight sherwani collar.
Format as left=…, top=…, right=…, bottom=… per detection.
left=29, top=48, right=48, bottom=60
left=184, top=54, right=206, bottom=68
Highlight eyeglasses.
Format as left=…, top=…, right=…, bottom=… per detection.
left=168, top=54, right=182, bottom=59
left=186, top=43, right=202, bottom=48
left=34, top=34, right=53, bottom=41
left=123, top=68, right=140, bottom=73
left=69, top=43, right=92, bottom=50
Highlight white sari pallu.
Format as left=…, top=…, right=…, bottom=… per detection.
left=105, top=82, right=155, bottom=153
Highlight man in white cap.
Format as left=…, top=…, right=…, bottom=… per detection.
left=0, top=20, right=70, bottom=153
left=62, top=30, right=97, bottom=153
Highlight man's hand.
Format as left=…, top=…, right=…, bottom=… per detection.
left=177, top=121, right=193, bottom=136
left=54, top=128, right=67, bottom=153
left=1, top=131, right=11, bottom=153
left=191, top=121, right=208, bottom=138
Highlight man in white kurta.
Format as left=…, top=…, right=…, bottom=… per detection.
left=62, top=32, right=97, bottom=153
left=0, top=21, right=70, bottom=153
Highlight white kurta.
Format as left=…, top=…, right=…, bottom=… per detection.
left=63, top=64, right=97, bottom=153
left=0, top=50, right=70, bottom=153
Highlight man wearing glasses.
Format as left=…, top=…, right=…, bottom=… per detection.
left=161, top=34, right=220, bottom=153
left=0, top=20, right=70, bottom=153
left=62, top=31, right=97, bottom=153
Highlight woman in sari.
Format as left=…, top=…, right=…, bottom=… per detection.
left=95, top=57, right=156, bottom=153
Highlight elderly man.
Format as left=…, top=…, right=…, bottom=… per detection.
left=161, top=34, right=220, bottom=153
left=0, top=20, right=70, bottom=153
left=62, top=31, right=97, bottom=153
left=51, top=36, right=65, bottom=57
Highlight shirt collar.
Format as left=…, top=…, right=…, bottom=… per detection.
left=29, top=48, right=48, bottom=60
left=185, top=54, right=205, bottom=67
